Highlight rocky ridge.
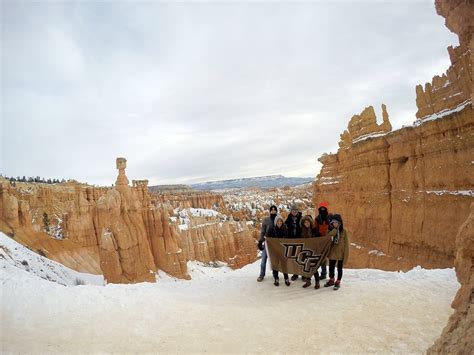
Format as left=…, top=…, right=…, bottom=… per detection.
left=0, top=158, right=257, bottom=283
left=314, top=0, right=473, bottom=269
left=428, top=202, right=473, bottom=353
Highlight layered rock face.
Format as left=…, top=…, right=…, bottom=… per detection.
left=0, top=158, right=258, bottom=283
left=339, top=104, right=392, bottom=147
left=153, top=192, right=225, bottom=210
left=316, top=104, right=473, bottom=269
left=0, top=180, right=103, bottom=274
left=223, top=184, right=314, bottom=224
left=314, top=0, right=473, bottom=270
left=428, top=202, right=473, bottom=354
left=149, top=183, right=225, bottom=209
left=179, top=217, right=257, bottom=269
left=416, top=0, right=473, bottom=120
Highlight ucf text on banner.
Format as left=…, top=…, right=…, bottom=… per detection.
left=266, top=236, right=332, bottom=278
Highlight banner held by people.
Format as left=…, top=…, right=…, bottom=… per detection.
left=266, top=235, right=332, bottom=278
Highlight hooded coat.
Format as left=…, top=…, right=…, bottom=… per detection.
left=327, top=217, right=350, bottom=264
left=285, top=211, right=302, bottom=238
left=266, top=215, right=288, bottom=238
left=314, top=201, right=331, bottom=236
left=299, top=215, right=315, bottom=238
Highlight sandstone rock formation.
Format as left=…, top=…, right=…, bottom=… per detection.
left=339, top=104, right=392, bottom=148
left=153, top=192, right=225, bottom=210
left=316, top=100, right=473, bottom=270
left=179, top=219, right=257, bottom=268
left=149, top=183, right=225, bottom=209
left=0, top=159, right=258, bottom=283
left=427, top=1, right=474, bottom=352
left=314, top=0, right=473, bottom=270
left=94, top=159, right=157, bottom=283
left=222, top=185, right=314, bottom=224
left=416, top=0, right=473, bottom=120
left=428, top=202, right=473, bottom=354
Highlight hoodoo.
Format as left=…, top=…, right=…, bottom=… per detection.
left=0, top=158, right=258, bottom=283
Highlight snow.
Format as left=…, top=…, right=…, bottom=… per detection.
left=0, top=232, right=103, bottom=286
left=174, top=208, right=223, bottom=231
left=187, top=208, right=219, bottom=217
left=317, top=175, right=342, bottom=185
left=415, top=99, right=471, bottom=125
left=1, top=230, right=459, bottom=353
left=424, top=190, right=474, bottom=197
left=369, top=249, right=386, bottom=256
left=352, top=131, right=390, bottom=144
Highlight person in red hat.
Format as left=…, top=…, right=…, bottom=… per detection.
left=314, top=201, right=331, bottom=279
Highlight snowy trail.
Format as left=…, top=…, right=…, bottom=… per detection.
left=1, top=257, right=458, bottom=354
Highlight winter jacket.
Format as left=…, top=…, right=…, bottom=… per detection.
left=314, top=201, right=331, bottom=236
left=285, top=212, right=302, bottom=238
left=259, top=215, right=275, bottom=242
left=327, top=228, right=350, bottom=264
left=299, top=215, right=315, bottom=238
left=266, top=224, right=288, bottom=239
left=315, top=216, right=331, bottom=236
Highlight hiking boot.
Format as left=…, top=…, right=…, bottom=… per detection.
left=273, top=279, right=279, bottom=286
left=333, top=280, right=341, bottom=290
left=291, top=275, right=298, bottom=281
left=324, top=278, right=335, bottom=287
left=302, top=280, right=311, bottom=288
left=314, top=281, right=320, bottom=289
left=284, top=279, right=291, bottom=286
left=257, top=276, right=264, bottom=282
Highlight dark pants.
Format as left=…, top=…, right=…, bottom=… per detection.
left=303, top=272, right=319, bottom=282
left=329, top=259, right=343, bottom=281
left=320, top=259, right=327, bottom=277
left=273, top=270, right=289, bottom=280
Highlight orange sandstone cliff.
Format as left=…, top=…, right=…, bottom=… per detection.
left=0, top=158, right=257, bottom=283
left=428, top=202, right=473, bottom=353
left=314, top=0, right=473, bottom=270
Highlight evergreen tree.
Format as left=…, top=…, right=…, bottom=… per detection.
left=43, top=212, right=50, bottom=232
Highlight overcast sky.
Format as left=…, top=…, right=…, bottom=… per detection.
left=1, top=0, right=458, bottom=186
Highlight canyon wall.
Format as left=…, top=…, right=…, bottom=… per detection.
left=0, top=159, right=257, bottom=283
left=153, top=192, right=225, bottom=210
left=314, top=0, right=473, bottom=270
left=428, top=202, right=473, bottom=354
left=315, top=103, right=473, bottom=269
left=179, top=218, right=257, bottom=269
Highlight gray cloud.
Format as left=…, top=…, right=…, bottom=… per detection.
left=1, top=0, right=458, bottom=185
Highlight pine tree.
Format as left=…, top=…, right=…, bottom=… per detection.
left=43, top=212, right=50, bottom=232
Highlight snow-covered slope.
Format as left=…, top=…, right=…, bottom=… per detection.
left=192, top=175, right=313, bottom=190
left=1, top=235, right=459, bottom=353
left=0, top=232, right=103, bottom=286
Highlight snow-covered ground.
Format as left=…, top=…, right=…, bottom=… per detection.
left=0, top=232, right=103, bottom=286
left=1, top=232, right=459, bottom=353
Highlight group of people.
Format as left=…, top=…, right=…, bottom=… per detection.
left=257, top=202, right=349, bottom=290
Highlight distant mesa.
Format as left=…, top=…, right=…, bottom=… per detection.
left=148, top=184, right=194, bottom=194
left=191, top=175, right=314, bottom=191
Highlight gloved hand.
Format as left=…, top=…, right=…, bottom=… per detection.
left=257, top=240, right=264, bottom=251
